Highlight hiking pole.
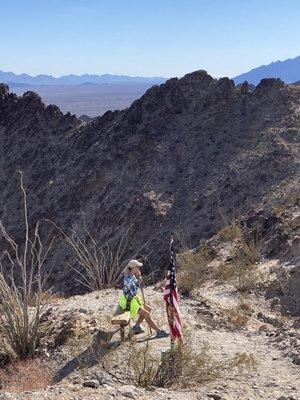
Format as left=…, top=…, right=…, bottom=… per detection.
left=140, top=278, right=153, bottom=335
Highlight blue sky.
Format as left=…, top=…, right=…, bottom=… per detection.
left=1, top=0, right=299, bottom=78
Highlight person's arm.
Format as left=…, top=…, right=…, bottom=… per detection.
left=134, top=269, right=144, bottom=287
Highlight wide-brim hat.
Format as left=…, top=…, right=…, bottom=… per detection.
left=127, top=259, right=143, bottom=269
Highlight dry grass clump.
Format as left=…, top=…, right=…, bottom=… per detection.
left=272, top=190, right=299, bottom=216
left=231, top=232, right=265, bottom=292
left=224, top=309, right=249, bottom=329
left=28, top=290, right=64, bottom=307
left=214, top=257, right=265, bottom=292
left=103, top=332, right=257, bottom=389
left=223, top=300, right=253, bottom=330
left=177, top=240, right=210, bottom=295
left=176, top=225, right=264, bottom=294
left=0, top=358, right=53, bottom=392
left=228, top=352, right=257, bottom=373
left=175, top=208, right=264, bottom=295
left=214, top=262, right=236, bottom=282
left=233, top=232, right=262, bottom=266
left=215, top=209, right=265, bottom=292
left=234, top=265, right=266, bottom=293
left=214, top=248, right=265, bottom=292
left=272, top=190, right=300, bottom=231
left=218, top=216, right=243, bottom=241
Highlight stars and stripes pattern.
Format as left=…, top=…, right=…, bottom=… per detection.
left=163, top=238, right=183, bottom=340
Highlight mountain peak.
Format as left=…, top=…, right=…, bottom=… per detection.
left=234, top=55, right=300, bottom=84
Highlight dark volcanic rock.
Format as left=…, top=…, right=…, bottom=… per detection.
left=79, top=114, right=94, bottom=124
left=0, top=83, right=9, bottom=96
left=0, top=71, right=299, bottom=294
left=240, top=81, right=250, bottom=95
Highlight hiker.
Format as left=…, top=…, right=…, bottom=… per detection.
left=119, top=259, right=169, bottom=338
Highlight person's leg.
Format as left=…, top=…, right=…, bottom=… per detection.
left=135, top=312, right=145, bottom=326
left=135, top=308, right=159, bottom=331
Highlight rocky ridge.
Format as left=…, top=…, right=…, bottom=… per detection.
left=0, top=72, right=299, bottom=295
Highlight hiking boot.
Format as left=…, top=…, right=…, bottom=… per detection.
left=132, top=325, right=144, bottom=335
left=155, top=330, right=170, bottom=338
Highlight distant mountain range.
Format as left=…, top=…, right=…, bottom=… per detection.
left=234, top=56, right=300, bottom=84
left=0, top=70, right=166, bottom=86
left=2, top=55, right=300, bottom=90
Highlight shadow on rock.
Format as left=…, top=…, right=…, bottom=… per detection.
left=53, top=328, right=120, bottom=383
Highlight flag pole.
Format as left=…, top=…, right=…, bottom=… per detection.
left=140, top=284, right=152, bottom=335
left=164, top=235, right=183, bottom=349
left=169, top=236, right=174, bottom=349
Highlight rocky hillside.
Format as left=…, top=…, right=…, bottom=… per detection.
left=1, top=273, right=299, bottom=399
left=0, top=71, right=299, bottom=294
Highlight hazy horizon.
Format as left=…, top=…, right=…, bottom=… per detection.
left=1, top=54, right=300, bottom=81
left=0, top=69, right=167, bottom=79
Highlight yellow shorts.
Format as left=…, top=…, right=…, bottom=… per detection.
left=119, top=294, right=144, bottom=319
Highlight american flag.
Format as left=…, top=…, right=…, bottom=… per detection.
left=163, top=238, right=183, bottom=340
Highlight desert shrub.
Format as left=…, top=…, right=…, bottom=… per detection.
left=177, top=240, right=210, bottom=295
left=48, top=218, right=146, bottom=291
left=0, top=358, right=53, bottom=392
left=151, top=341, right=222, bottom=388
left=228, top=352, right=257, bottom=372
left=103, top=336, right=220, bottom=388
left=103, top=332, right=257, bottom=389
left=0, top=172, right=54, bottom=359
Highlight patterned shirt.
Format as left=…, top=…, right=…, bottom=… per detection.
left=123, top=274, right=140, bottom=301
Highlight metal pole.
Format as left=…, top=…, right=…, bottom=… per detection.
left=140, top=280, right=153, bottom=335
left=169, top=236, right=174, bottom=348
